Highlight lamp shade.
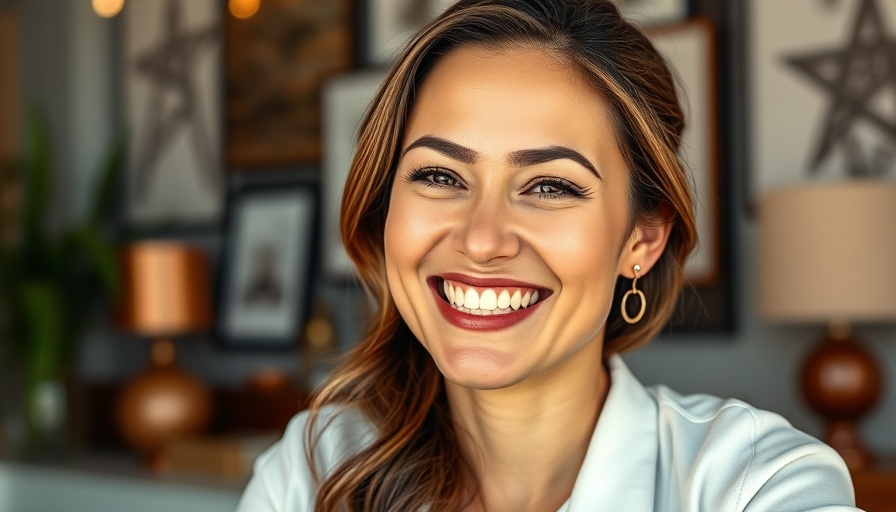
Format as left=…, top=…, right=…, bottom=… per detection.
left=757, top=181, right=896, bottom=323
left=117, top=241, right=212, bottom=336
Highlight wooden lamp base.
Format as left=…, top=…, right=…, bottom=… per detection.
left=800, top=325, right=882, bottom=471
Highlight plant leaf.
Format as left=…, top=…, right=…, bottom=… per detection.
left=88, top=130, right=126, bottom=226
left=22, top=109, right=51, bottom=263
left=20, top=280, right=65, bottom=375
left=69, top=227, right=120, bottom=297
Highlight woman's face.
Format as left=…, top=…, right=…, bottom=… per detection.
left=384, top=45, right=640, bottom=390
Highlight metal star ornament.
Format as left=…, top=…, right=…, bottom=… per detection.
left=784, top=0, right=896, bottom=176
left=130, top=0, right=221, bottom=202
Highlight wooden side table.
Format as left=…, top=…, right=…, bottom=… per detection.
left=852, top=457, right=896, bottom=512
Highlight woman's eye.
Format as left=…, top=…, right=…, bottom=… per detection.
left=531, top=183, right=562, bottom=195
left=406, top=167, right=463, bottom=189
left=524, top=178, right=588, bottom=200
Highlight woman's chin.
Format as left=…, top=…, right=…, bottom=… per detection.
left=434, top=347, right=531, bottom=391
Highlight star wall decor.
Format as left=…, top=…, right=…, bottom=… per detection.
left=748, top=0, right=896, bottom=204
left=131, top=0, right=220, bottom=200
left=124, top=0, right=223, bottom=227
left=783, top=0, right=896, bottom=177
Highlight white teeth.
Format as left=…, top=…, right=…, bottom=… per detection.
left=497, top=290, right=510, bottom=309
left=443, top=280, right=543, bottom=315
left=464, top=288, right=479, bottom=309
left=454, top=285, right=465, bottom=307
left=450, top=304, right=516, bottom=315
left=510, top=290, right=522, bottom=310
left=479, top=289, right=497, bottom=310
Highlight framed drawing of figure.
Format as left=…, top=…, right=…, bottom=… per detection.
left=215, top=181, right=319, bottom=350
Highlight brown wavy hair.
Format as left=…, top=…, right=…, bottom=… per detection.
left=307, top=0, right=697, bottom=509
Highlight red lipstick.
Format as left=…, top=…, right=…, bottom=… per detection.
left=428, top=275, right=548, bottom=331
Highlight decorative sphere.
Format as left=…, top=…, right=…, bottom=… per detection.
left=800, top=337, right=882, bottom=420
left=116, top=366, right=212, bottom=455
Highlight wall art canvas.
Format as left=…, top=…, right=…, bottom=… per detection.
left=123, top=0, right=223, bottom=227
left=749, top=0, right=896, bottom=200
left=226, top=0, right=352, bottom=167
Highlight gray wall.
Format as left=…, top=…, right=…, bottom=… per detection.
left=15, top=0, right=896, bottom=455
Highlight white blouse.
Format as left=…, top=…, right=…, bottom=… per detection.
left=236, top=356, right=858, bottom=511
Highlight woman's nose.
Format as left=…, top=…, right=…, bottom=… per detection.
left=453, top=196, right=521, bottom=265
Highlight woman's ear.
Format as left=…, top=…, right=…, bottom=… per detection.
left=618, top=212, right=674, bottom=278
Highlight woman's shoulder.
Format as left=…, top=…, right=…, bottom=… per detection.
left=647, top=385, right=857, bottom=510
left=296, top=404, right=378, bottom=460
left=236, top=405, right=376, bottom=512
left=648, top=383, right=829, bottom=458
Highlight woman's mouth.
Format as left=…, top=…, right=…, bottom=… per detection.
left=428, top=275, right=550, bottom=331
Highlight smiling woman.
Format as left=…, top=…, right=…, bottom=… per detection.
left=236, top=1, right=858, bottom=511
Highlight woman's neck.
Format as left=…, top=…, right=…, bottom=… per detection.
left=446, top=340, right=610, bottom=512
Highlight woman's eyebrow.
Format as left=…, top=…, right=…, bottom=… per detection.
left=508, top=146, right=601, bottom=179
left=402, top=136, right=600, bottom=179
left=402, top=135, right=479, bottom=164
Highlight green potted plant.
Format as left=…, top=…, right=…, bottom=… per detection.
left=0, top=110, right=124, bottom=456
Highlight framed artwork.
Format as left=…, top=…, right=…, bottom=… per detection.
left=648, top=19, right=734, bottom=334
left=214, top=181, right=319, bottom=350
left=614, top=0, right=689, bottom=26
left=123, top=0, right=223, bottom=228
left=226, top=0, right=353, bottom=167
left=363, top=0, right=454, bottom=65
left=747, top=0, right=896, bottom=205
left=321, top=69, right=388, bottom=279
left=650, top=20, right=719, bottom=285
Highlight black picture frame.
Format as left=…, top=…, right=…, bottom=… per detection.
left=662, top=3, right=737, bottom=335
left=213, top=179, right=319, bottom=350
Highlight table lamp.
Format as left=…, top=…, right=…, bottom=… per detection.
left=115, top=241, right=214, bottom=468
left=757, top=181, right=896, bottom=471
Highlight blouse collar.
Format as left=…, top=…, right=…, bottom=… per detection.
left=564, top=354, right=658, bottom=511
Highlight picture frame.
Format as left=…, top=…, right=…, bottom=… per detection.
left=214, top=180, right=319, bottom=350
left=225, top=0, right=353, bottom=168
left=746, top=0, right=896, bottom=208
left=321, top=69, right=388, bottom=279
left=614, top=0, right=689, bottom=26
left=650, top=19, right=719, bottom=285
left=649, top=18, right=735, bottom=334
left=363, top=0, right=454, bottom=65
left=122, top=0, right=224, bottom=229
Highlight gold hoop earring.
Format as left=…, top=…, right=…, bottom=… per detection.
left=621, top=264, right=646, bottom=324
